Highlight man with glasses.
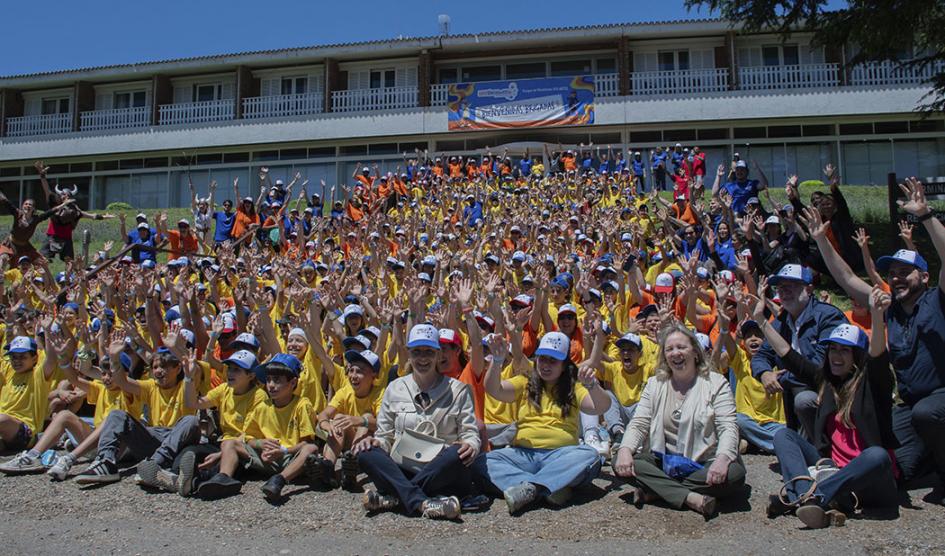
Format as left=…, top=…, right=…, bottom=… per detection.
left=750, top=264, right=846, bottom=440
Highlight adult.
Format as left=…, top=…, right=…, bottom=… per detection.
left=614, top=324, right=745, bottom=518
left=0, top=191, right=72, bottom=262
left=712, top=160, right=769, bottom=216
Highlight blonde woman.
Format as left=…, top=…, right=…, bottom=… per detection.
left=614, top=323, right=744, bottom=518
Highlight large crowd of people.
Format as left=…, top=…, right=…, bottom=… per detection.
left=0, top=145, right=941, bottom=529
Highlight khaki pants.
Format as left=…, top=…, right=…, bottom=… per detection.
left=630, top=451, right=746, bottom=509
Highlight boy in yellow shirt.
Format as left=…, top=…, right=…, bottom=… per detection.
left=241, top=353, right=320, bottom=503
left=0, top=336, right=54, bottom=454
left=178, top=349, right=268, bottom=499
left=315, top=349, right=384, bottom=490
left=75, top=348, right=201, bottom=487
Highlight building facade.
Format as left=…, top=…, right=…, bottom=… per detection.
left=0, top=18, right=942, bottom=209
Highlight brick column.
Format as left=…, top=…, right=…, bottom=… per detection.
left=418, top=50, right=432, bottom=107
left=151, top=74, right=171, bottom=125
left=617, top=37, right=631, bottom=96
left=0, top=89, right=23, bottom=137
left=725, top=31, right=738, bottom=90
left=324, top=58, right=341, bottom=113
left=235, top=66, right=257, bottom=119
left=73, top=81, right=94, bottom=131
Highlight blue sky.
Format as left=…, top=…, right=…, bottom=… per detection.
left=1, top=0, right=722, bottom=76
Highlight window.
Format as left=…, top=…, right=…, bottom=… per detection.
left=658, top=51, right=689, bottom=72
left=506, top=62, right=546, bottom=79
left=194, top=84, right=222, bottom=102
left=114, top=91, right=146, bottom=109
left=369, top=70, right=395, bottom=89
left=763, top=44, right=799, bottom=67
left=697, top=128, right=729, bottom=140
left=550, top=60, right=592, bottom=77
left=839, top=123, right=874, bottom=135
left=281, top=77, right=308, bottom=95
left=437, top=68, right=459, bottom=84
left=803, top=124, right=834, bottom=136
left=768, top=125, right=803, bottom=138
left=41, top=98, right=70, bottom=114
left=733, top=127, right=767, bottom=139
left=461, top=65, right=501, bottom=83
left=596, top=58, right=617, bottom=74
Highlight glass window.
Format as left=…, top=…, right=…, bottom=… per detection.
left=437, top=68, right=458, bottom=84
left=550, top=60, right=591, bottom=77
left=195, top=84, right=220, bottom=102
left=762, top=46, right=780, bottom=67
left=41, top=98, right=69, bottom=114
left=783, top=45, right=799, bottom=66
left=677, top=51, right=690, bottom=71
left=596, top=58, right=617, bottom=73
left=114, top=91, right=147, bottom=109
left=658, top=52, right=676, bottom=72
left=281, top=77, right=308, bottom=95
left=369, top=70, right=395, bottom=89
left=506, top=62, right=546, bottom=79
left=461, top=65, right=501, bottom=83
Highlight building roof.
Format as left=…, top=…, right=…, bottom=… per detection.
left=0, top=17, right=728, bottom=85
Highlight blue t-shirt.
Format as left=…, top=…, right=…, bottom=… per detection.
left=671, top=151, right=685, bottom=170
left=599, top=160, right=610, bottom=174
left=723, top=179, right=761, bottom=215
left=651, top=152, right=668, bottom=170
left=632, top=159, right=645, bottom=176
left=519, top=158, right=533, bottom=176
left=213, top=211, right=236, bottom=243
left=886, top=287, right=945, bottom=406
left=129, top=234, right=156, bottom=263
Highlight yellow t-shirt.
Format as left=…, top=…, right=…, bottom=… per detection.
left=0, top=354, right=50, bottom=434
left=243, top=395, right=316, bottom=447
left=137, top=378, right=195, bottom=428
left=483, top=362, right=519, bottom=425
left=328, top=383, right=384, bottom=417
left=295, top=348, right=328, bottom=416
left=730, top=348, right=785, bottom=425
left=86, top=381, right=141, bottom=427
left=206, top=383, right=268, bottom=440
left=599, top=347, right=656, bottom=408
left=508, top=375, right=589, bottom=449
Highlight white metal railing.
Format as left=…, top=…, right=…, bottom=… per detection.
left=331, top=86, right=418, bottom=112
left=80, top=106, right=151, bottom=131
left=158, top=99, right=235, bottom=125
left=738, top=63, right=839, bottom=90
left=6, top=113, right=73, bottom=137
left=631, top=68, right=729, bottom=96
left=242, top=92, right=324, bottom=119
left=594, top=73, right=620, bottom=97
left=430, top=83, right=449, bottom=106
left=850, top=60, right=945, bottom=87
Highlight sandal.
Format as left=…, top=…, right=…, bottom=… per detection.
left=699, top=495, right=718, bottom=519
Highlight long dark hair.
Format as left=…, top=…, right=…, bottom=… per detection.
left=818, top=345, right=869, bottom=429
left=527, top=358, right=579, bottom=418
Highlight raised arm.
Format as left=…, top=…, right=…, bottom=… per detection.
left=898, top=178, right=945, bottom=294
left=800, top=207, right=871, bottom=306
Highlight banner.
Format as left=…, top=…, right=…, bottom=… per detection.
left=446, top=76, right=595, bottom=131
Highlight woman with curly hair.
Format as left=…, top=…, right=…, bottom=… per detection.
left=614, top=322, right=745, bottom=518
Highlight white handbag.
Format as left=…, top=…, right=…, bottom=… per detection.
left=391, top=419, right=447, bottom=474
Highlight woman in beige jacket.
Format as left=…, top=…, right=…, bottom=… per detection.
left=614, top=323, right=745, bottom=518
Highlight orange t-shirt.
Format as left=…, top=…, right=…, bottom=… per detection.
left=231, top=208, right=258, bottom=239
left=167, top=230, right=199, bottom=259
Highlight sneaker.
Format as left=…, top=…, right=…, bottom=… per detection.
left=503, top=482, right=539, bottom=515
left=545, top=486, right=573, bottom=507
left=0, top=451, right=45, bottom=474
left=47, top=454, right=77, bottom=481
left=177, top=451, right=196, bottom=497
left=196, top=472, right=243, bottom=500
left=362, top=490, right=400, bottom=512
left=137, top=459, right=179, bottom=493
left=261, top=474, right=286, bottom=502
left=340, top=451, right=360, bottom=491
left=75, top=458, right=120, bottom=485
left=303, top=453, right=336, bottom=488
left=421, top=496, right=461, bottom=520
left=738, top=438, right=749, bottom=455
left=584, top=433, right=610, bottom=457
left=797, top=501, right=846, bottom=529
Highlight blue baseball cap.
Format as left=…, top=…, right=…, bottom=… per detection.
left=224, top=349, right=258, bottom=370
left=821, top=323, right=868, bottom=350
left=768, top=264, right=813, bottom=286
left=6, top=336, right=37, bottom=354
left=876, top=249, right=928, bottom=273
left=261, top=353, right=302, bottom=378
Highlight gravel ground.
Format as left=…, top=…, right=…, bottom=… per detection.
left=0, top=454, right=941, bottom=556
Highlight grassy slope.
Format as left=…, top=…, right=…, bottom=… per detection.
left=0, top=185, right=929, bottom=311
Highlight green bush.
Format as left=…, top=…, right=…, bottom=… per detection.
left=799, top=180, right=825, bottom=188
left=107, top=201, right=134, bottom=210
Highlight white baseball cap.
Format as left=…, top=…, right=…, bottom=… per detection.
left=535, top=332, right=571, bottom=361
left=407, top=324, right=440, bottom=350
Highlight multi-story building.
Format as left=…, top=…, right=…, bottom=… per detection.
left=0, top=17, right=942, bottom=209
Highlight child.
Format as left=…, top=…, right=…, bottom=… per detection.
left=0, top=336, right=55, bottom=454
left=74, top=347, right=200, bottom=486
left=241, top=353, right=320, bottom=502
left=315, top=349, right=384, bottom=490
left=178, top=349, right=267, bottom=499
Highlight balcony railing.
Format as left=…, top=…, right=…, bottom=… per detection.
left=331, top=87, right=418, bottom=113
left=242, top=92, right=325, bottom=119
left=80, top=106, right=151, bottom=131
left=6, top=113, right=73, bottom=137
left=631, top=68, right=729, bottom=96
left=850, top=60, right=945, bottom=87
left=158, top=99, right=235, bottom=126
left=739, top=63, right=839, bottom=90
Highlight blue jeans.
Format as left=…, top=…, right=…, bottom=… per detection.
left=772, top=427, right=898, bottom=508
left=474, top=444, right=600, bottom=496
left=358, top=445, right=471, bottom=515
left=736, top=413, right=785, bottom=453
left=892, top=388, right=945, bottom=485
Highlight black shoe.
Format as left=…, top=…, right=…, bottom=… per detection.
left=262, top=474, right=287, bottom=502
left=766, top=494, right=794, bottom=518
left=303, top=454, right=336, bottom=488
left=340, top=451, right=360, bottom=491
left=196, top=473, right=243, bottom=500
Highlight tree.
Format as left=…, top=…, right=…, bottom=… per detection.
left=686, top=0, right=945, bottom=112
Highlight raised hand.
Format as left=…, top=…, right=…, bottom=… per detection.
left=898, top=220, right=914, bottom=243
left=897, top=177, right=930, bottom=217
left=852, top=228, right=869, bottom=249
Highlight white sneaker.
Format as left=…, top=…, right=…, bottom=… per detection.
left=584, top=434, right=610, bottom=457
left=0, top=451, right=44, bottom=474
left=47, top=454, right=77, bottom=481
